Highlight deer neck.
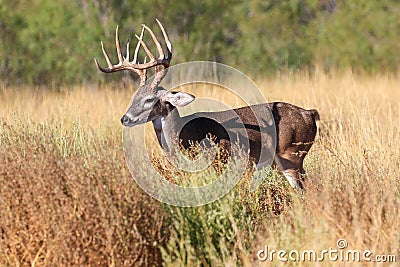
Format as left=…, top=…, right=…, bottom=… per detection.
left=152, top=105, right=181, bottom=150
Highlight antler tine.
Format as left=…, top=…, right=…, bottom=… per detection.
left=136, top=56, right=147, bottom=86
left=135, top=33, right=155, bottom=61
left=115, top=26, right=123, bottom=63
left=125, top=38, right=130, bottom=61
left=156, top=18, right=172, bottom=55
left=142, top=23, right=164, bottom=59
left=94, top=58, right=106, bottom=72
left=93, top=41, right=113, bottom=73
left=101, top=41, right=113, bottom=68
left=133, top=27, right=145, bottom=64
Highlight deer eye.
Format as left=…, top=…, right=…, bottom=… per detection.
left=144, top=97, right=155, bottom=103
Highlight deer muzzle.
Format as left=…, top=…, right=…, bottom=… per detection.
left=121, top=114, right=139, bottom=127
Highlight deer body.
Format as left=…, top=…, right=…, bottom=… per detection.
left=150, top=98, right=319, bottom=189
left=95, top=19, right=319, bottom=189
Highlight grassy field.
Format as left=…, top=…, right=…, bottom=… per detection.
left=0, top=71, right=399, bottom=266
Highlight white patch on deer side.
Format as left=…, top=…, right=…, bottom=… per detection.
left=283, top=170, right=300, bottom=188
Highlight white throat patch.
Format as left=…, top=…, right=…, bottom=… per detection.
left=153, top=116, right=167, bottom=149
left=153, top=116, right=166, bottom=131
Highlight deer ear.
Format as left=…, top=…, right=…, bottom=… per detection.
left=163, top=91, right=195, bottom=107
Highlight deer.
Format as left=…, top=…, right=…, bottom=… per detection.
left=94, top=20, right=320, bottom=190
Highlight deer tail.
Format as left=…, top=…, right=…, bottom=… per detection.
left=309, top=109, right=320, bottom=121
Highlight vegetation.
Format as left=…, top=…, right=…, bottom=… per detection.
left=1, top=1, right=399, bottom=265
left=1, top=72, right=399, bottom=265
left=1, top=0, right=399, bottom=84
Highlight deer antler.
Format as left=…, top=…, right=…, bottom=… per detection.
left=94, top=19, right=172, bottom=88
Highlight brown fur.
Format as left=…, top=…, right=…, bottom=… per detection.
left=157, top=101, right=319, bottom=189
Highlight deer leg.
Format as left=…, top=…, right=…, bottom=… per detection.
left=283, top=169, right=302, bottom=189
left=274, top=155, right=305, bottom=189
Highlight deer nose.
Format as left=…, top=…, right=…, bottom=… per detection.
left=120, top=115, right=131, bottom=125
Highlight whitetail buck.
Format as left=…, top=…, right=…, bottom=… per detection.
left=95, top=20, right=319, bottom=189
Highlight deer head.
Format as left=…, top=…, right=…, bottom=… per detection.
left=95, top=19, right=195, bottom=127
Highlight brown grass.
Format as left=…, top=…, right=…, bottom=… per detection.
left=250, top=70, right=400, bottom=266
left=0, top=85, right=168, bottom=266
left=0, top=70, right=399, bottom=266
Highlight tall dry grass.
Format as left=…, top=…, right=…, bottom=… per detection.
left=0, top=85, right=168, bottom=266
left=250, top=70, right=400, bottom=266
left=0, top=70, right=399, bottom=266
